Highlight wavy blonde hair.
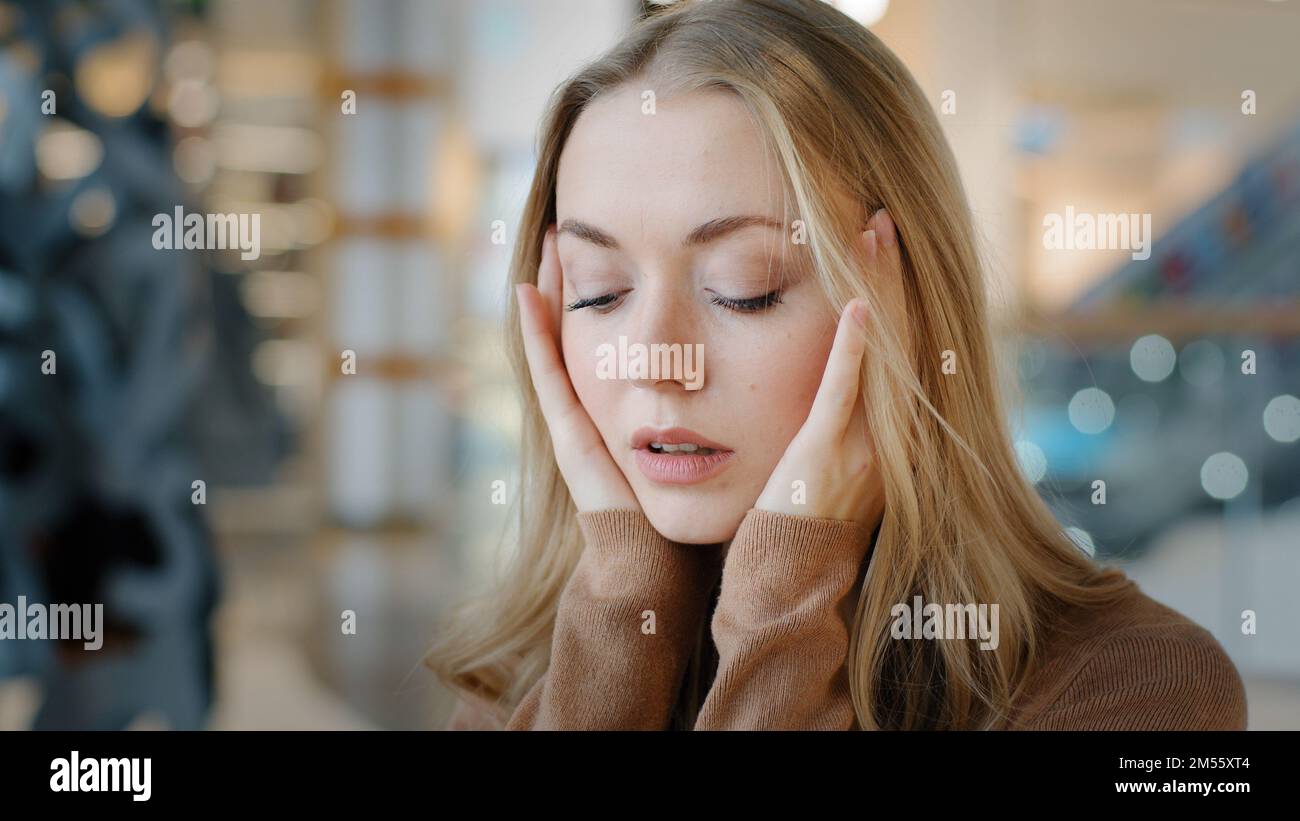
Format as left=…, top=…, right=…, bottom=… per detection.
left=427, top=0, right=1130, bottom=730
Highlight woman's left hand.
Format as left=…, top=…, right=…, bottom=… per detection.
left=752, top=211, right=898, bottom=529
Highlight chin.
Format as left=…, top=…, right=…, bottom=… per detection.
left=638, top=492, right=747, bottom=545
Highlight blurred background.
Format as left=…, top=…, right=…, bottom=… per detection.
left=0, top=0, right=1296, bottom=730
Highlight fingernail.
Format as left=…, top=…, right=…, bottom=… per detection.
left=862, top=229, right=877, bottom=258
left=875, top=209, right=896, bottom=249
left=851, top=299, right=867, bottom=328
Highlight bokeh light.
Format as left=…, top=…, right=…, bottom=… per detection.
left=1068, top=387, right=1116, bottom=434
left=1263, top=394, right=1300, bottom=443
left=1200, top=452, right=1249, bottom=500
left=1178, top=339, right=1225, bottom=386
left=1015, top=440, right=1048, bottom=484
left=1064, top=526, right=1096, bottom=556
left=1130, top=334, right=1177, bottom=382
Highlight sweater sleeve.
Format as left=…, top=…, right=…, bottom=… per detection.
left=1020, top=623, right=1248, bottom=730
left=694, top=509, right=873, bottom=730
left=505, top=509, right=720, bottom=730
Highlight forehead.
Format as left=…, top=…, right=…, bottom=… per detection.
left=555, top=85, right=788, bottom=238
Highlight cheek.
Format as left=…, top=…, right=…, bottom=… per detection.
left=561, top=322, right=619, bottom=432
left=723, top=321, right=836, bottom=444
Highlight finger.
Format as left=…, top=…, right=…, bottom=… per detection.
left=517, top=281, right=585, bottom=444
left=868, top=208, right=912, bottom=363
left=805, top=295, right=869, bottom=435
left=844, top=387, right=871, bottom=462
left=870, top=208, right=903, bottom=281
left=536, top=227, right=563, bottom=337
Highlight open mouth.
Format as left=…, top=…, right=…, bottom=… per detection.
left=631, top=427, right=735, bottom=485
left=647, top=442, right=720, bottom=456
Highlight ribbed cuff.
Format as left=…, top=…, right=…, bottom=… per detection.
left=575, top=509, right=718, bottom=588
left=726, top=508, right=874, bottom=584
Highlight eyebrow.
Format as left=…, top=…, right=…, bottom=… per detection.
left=557, top=215, right=783, bottom=250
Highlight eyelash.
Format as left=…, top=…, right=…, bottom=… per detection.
left=564, top=293, right=623, bottom=312
left=709, top=289, right=784, bottom=313
left=564, top=289, right=784, bottom=314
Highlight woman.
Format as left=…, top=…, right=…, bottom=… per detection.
left=427, top=0, right=1247, bottom=730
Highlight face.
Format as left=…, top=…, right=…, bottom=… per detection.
left=555, top=85, right=838, bottom=544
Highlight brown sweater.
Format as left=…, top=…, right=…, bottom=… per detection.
left=444, top=509, right=1247, bottom=730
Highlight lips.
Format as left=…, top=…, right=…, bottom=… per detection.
left=630, top=427, right=730, bottom=451
left=630, top=426, right=735, bottom=485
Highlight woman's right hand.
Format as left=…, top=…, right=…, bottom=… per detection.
left=516, top=226, right=641, bottom=513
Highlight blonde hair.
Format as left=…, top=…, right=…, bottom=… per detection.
left=427, top=0, right=1130, bottom=730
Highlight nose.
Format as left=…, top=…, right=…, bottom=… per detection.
left=626, top=281, right=705, bottom=393
left=628, top=360, right=701, bottom=392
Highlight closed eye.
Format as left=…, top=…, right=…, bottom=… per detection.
left=564, top=287, right=784, bottom=314
left=709, top=288, right=783, bottom=313
left=564, top=291, right=625, bottom=312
